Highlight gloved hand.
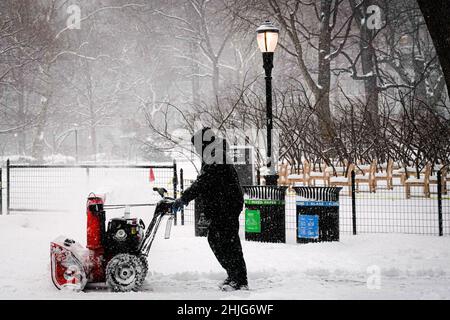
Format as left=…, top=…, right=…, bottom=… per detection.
left=172, top=198, right=186, bottom=212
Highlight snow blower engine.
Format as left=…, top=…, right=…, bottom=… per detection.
left=50, top=187, right=175, bottom=292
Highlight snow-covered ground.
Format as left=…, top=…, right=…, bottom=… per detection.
left=1, top=161, right=449, bottom=299
left=1, top=210, right=450, bottom=300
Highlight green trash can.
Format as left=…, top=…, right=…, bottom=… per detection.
left=294, top=187, right=342, bottom=243
left=243, top=186, right=287, bottom=243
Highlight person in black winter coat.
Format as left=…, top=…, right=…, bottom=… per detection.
left=173, top=128, right=248, bottom=290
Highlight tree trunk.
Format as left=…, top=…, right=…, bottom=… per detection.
left=31, top=94, right=51, bottom=161
left=352, top=0, right=380, bottom=130
left=82, top=60, right=97, bottom=158
left=417, top=0, right=450, bottom=98
left=212, top=59, right=219, bottom=99
left=16, top=69, right=26, bottom=155
left=316, top=0, right=335, bottom=144
left=413, top=54, right=427, bottom=103
left=360, top=21, right=379, bottom=129
left=15, top=1, right=31, bottom=155
left=31, top=53, right=53, bottom=161
left=190, top=42, right=200, bottom=105
left=186, top=2, right=201, bottom=105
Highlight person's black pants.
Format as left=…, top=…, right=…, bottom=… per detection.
left=207, top=223, right=248, bottom=285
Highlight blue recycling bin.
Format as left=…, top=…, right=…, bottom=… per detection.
left=294, top=187, right=342, bottom=243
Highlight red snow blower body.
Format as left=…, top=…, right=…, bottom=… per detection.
left=50, top=188, right=175, bottom=292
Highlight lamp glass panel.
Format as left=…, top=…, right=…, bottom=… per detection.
left=257, top=33, right=266, bottom=52
left=265, top=32, right=279, bottom=52
left=257, top=32, right=279, bottom=52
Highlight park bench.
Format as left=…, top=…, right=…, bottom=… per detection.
left=404, top=163, right=431, bottom=199
left=308, top=164, right=330, bottom=186
left=355, top=160, right=377, bottom=193
left=288, top=160, right=310, bottom=186
left=329, top=163, right=355, bottom=196
left=374, top=159, right=394, bottom=190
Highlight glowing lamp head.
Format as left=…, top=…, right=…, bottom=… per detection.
left=256, top=21, right=279, bottom=53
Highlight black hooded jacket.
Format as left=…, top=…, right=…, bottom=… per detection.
left=180, top=129, right=244, bottom=226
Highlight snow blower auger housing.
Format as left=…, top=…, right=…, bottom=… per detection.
left=50, top=187, right=175, bottom=292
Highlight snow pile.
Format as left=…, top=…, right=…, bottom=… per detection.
left=0, top=155, right=36, bottom=165
left=0, top=154, right=77, bottom=165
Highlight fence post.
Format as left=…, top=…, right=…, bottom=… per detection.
left=86, top=167, right=90, bottom=189
left=351, top=169, right=357, bottom=235
left=6, top=159, right=10, bottom=215
left=0, top=167, right=2, bottom=215
left=180, top=168, right=184, bottom=226
left=437, top=170, right=443, bottom=236
left=173, top=160, right=177, bottom=226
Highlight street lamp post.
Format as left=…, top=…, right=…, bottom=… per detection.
left=257, top=21, right=279, bottom=186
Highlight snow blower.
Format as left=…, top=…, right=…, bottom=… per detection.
left=50, top=187, right=175, bottom=292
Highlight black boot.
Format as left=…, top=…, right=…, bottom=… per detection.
left=220, top=280, right=249, bottom=291
left=218, top=277, right=231, bottom=288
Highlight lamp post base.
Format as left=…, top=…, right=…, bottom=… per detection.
left=264, top=174, right=279, bottom=186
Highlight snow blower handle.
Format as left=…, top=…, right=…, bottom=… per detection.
left=153, top=187, right=168, bottom=198
left=152, top=187, right=176, bottom=215
left=154, top=194, right=176, bottom=240
left=164, top=197, right=177, bottom=239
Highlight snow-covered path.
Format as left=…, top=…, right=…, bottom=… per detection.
left=1, top=212, right=450, bottom=299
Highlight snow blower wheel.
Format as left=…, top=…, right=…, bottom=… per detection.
left=106, top=254, right=147, bottom=292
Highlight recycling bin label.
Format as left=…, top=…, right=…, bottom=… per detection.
left=245, top=199, right=285, bottom=205
left=298, top=214, right=319, bottom=239
left=296, top=200, right=338, bottom=207
left=245, top=209, right=261, bottom=233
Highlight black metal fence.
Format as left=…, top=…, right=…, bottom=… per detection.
left=181, top=168, right=450, bottom=237
left=181, top=170, right=195, bottom=225
left=2, top=159, right=177, bottom=214
left=328, top=169, right=448, bottom=236
left=2, top=159, right=449, bottom=237
left=0, top=167, right=3, bottom=215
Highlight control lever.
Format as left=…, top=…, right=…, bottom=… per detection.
left=153, top=187, right=168, bottom=198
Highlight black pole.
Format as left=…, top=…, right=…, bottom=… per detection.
left=6, top=159, right=10, bottom=215
left=180, top=168, right=184, bottom=226
left=0, top=167, right=2, bottom=215
left=437, top=170, right=443, bottom=236
left=75, top=129, right=79, bottom=163
left=173, top=160, right=177, bottom=226
left=351, top=169, right=357, bottom=235
left=262, top=52, right=278, bottom=186
left=86, top=167, right=90, bottom=192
